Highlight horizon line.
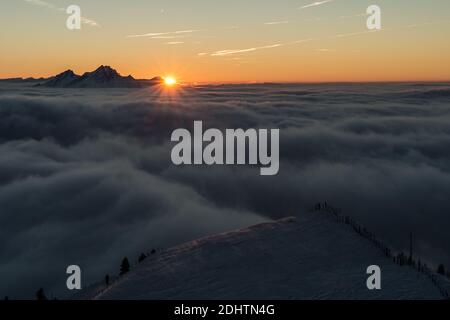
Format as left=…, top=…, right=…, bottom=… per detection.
left=1, top=66, right=450, bottom=85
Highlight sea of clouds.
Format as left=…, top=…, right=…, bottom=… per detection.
left=1, top=82, right=450, bottom=298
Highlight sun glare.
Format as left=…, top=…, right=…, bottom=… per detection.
left=164, top=76, right=177, bottom=86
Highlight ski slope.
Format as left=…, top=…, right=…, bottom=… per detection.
left=86, top=212, right=445, bottom=300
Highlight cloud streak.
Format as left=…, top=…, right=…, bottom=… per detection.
left=23, top=0, right=100, bottom=27
left=335, top=29, right=382, bottom=38
left=127, top=29, right=200, bottom=38
left=299, top=0, right=335, bottom=10
left=264, top=21, right=289, bottom=25
left=24, top=0, right=55, bottom=9
left=205, top=39, right=312, bottom=57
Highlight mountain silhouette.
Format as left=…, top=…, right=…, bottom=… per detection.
left=42, top=70, right=79, bottom=87
left=38, top=66, right=163, bottom=88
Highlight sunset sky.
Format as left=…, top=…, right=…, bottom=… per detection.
left=1, top=0, right=450, bottom=83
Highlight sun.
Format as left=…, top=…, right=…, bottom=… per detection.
left=164, top=76, right=177, bottom=86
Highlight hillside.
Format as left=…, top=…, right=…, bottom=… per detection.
left=77, top=210, right=448, bottom=300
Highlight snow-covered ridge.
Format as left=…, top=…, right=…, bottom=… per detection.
left=79, top=211, right=449, bottom=300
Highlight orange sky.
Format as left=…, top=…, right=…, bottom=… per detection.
left=1, top=0, right=450, bottom=82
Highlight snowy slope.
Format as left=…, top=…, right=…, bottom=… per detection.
left=84, top=212, right=446, bottom=300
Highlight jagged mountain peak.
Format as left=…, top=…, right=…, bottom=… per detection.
left=55, top=69, right=78, bottom=77
left=82, top=65, right=121, bottom=81
left=37, top=66, right=162, bottom=88
left=93, top=65, right=120, bottom=76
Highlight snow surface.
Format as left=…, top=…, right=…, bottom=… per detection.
left=83, top=212, right=445, bottom=300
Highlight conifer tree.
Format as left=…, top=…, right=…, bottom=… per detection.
left=36, top=288, right=47, bottom=300
left=120, top=257, right=130, bottom=276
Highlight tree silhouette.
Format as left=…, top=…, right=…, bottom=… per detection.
left=119, top=257, right=130, bottom=276
left=138, top=253, right=147, bottom=263
left=437, top=264, right=446, bottom=275
left=35, top=288, right=47, bottom=300
left=105, top=274, right=110, bottom=286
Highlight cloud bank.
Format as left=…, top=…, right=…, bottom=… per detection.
left=1, top=82, right=450, bottom=298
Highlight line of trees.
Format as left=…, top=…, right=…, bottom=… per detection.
left=26, top=212, right=450, bottom=300
left=311, top=202, right=450, bottom=299
left=96, top=249, right=160, bottom=294
left=29, top=248, right=162, bottom=300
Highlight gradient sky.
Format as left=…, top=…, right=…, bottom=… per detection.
left=1, top=0, right=450, bottom=82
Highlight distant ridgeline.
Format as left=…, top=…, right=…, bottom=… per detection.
left=33, top=66, right=164, bottom=88
left=310, top=202, right=450, bottom=299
